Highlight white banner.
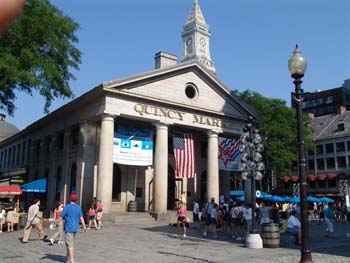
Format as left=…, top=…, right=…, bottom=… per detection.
left=218, top=137, right=240, bottom=171
left=113, top=124, right=153, bottom=166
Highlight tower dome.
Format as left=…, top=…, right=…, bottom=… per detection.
left=0, top=114, right=19, bottom=142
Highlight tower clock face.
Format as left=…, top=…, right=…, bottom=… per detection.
left=200, top=38, right=206, bottom=47
left=186, top=37, right=193, bottom=47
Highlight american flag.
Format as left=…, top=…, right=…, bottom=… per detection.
left=172, top=132, right=196, bottom=178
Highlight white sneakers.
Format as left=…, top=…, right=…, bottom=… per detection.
left=49, top=238, right=54, bottom=245
left=203, top=232, right=207, bottom=237
left=183, top=234, right=186, bottom=238
left=58, top=241, right=64, bottom=245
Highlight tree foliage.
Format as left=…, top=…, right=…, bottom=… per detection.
left=238, top=90, right=314, bottom=178
left=0, top=0, right=81, bottom=115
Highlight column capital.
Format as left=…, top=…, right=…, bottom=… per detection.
left=154, top=121, right=168, bottom=130
left=99, top=112, right=119, bottom=121
left=207, top=130, right=219, bottom=138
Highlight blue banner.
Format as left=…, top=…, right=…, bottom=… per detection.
left=113, top=123, right=153, bottom=166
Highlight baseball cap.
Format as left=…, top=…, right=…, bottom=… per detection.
left=70, top=193, right=78, bottom=202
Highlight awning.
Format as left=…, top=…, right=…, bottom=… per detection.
left=327, top=173, right=336, bottom=179
left=308, top=174, right=316, bottom=181
left=283, top=176, right=290, bottom=182
left=318, top=173, right=326, bottom=180
left=0, top=185, right=23, bottom=195
left=291, top=175, right=299, bottom=182
left=21, top=178, right=46, bottom=193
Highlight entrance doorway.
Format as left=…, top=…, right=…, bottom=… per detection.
left=167, top=165, right=183, bottom=210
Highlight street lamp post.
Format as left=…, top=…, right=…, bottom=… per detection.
left=288, top=45, right=313, bottom=263
left=240, top=116, right=264, bottom=248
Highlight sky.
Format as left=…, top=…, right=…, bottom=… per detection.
left=4, top=0, right=350, bottom=130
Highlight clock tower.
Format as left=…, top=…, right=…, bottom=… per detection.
left=181, top=0, right=215, bottom=73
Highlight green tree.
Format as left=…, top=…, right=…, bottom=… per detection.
left=238, top=90, right=314, bottom=178
left=0, top=0, right=81, bottom=115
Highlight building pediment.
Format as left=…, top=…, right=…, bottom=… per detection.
left=103, top=61, right=259, bottom=122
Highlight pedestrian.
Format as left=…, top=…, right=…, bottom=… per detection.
left=233, top=202, right=246, bottom=241
left=96, top=200, right=103, bottom=229
left=324, top=203, right=335, bottom=238
left=192, top=200, right=200, bottom=222
left=202, top=197, right=216, bottom=237
left=0, top=209, right=5, bottom=233
left=50, top=201, right=64, bottom=245
left=210, top=203, right=219, bottom=239
left=244, top=203, right=253, bottom=236
left=175, top=202, right=187, bottom=238
left=57, top=193, right=87, bottom=263
left=259, top=201, right=271, bottom=224
left=22, top=199, right=47, bottom=243
left=5, top=197, right=16, bottom=232
left=287, top=211, right=301, bottom=245
left=87, top=205, right=98, bottom=230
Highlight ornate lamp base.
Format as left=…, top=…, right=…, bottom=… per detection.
left=246, top=233, right=263, bottom=249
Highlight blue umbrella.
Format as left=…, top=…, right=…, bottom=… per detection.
left=307, top=196, right=319, bottom=202
left=230, top=190, right=245, bottom=196
left=266, top=195, right=284, bottom=202
left=318, top=197, right=335, bottom=203
left=285, top=196, right=300, bottom=203
left=21, top=178, right=47, bottom=193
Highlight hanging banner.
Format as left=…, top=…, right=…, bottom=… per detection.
left=218, top=137, right=240, bottom=171
left=113, top=123, right=153, bottom=166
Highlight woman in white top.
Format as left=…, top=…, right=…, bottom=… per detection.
left=0, top=209, right=6, bottom=233
left=244, top=203, right=253, bottom=235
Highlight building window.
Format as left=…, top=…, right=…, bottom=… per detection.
left=347, top=141, right=350, bottom=152
left=326, top=157, right=335, bottom=169
left=336, top=142, right=345, bottom=152
left=325, top=143, right=334, bottom=154
left=70, top=163, right=77, bottom=193
left=337, top=123, right=345, bottom=132
left=16, top=143, right=21, bottom=164
left=8, top=148, right=12, bottom=167
left=185, top=83, right=198, bottom=99
left=317, top=180, right=326, bottom=188
left=337, top=156, right=347, bottom=168
left=316, top=145, right=324, bottom=155
left=22, top=141, right=26, bottom=164
left=112, top=164, right=121, bottom=201
left=12, top=146, right=16, bottom=166
left=136, top=187, right=143, bottom=198
left=316, top=158, right=325, bottom=170
left=308, top=180, right=316, bottom=189
left=57, top=133, right=64, bottom=150
left=71, top=127, right=79, bottom=146
left=308, top=159, right=315, bottom=170
left=327, top=179, right=337, bottom=188
left=0, top=151, right=3, bottom=169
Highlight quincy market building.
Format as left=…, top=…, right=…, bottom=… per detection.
left=0, top=1, right=258, bottom=214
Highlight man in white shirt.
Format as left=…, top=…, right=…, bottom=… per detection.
left=192, top=200, right=199, bottom=222
left=22, top=199, right=47, bottom=243
left=287, top=211, right=301, bottom=244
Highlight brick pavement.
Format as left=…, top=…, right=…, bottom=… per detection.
left=0, top=216, right=349, bottom=263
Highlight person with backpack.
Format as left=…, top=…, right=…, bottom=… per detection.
left=210, top=203, right=219, bottom=239
left=233, top=202, right=246, bottom=241
left=202, top=197, right=216, bottom=237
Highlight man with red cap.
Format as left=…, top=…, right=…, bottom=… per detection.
left=59, top=193, right=86, bottom=263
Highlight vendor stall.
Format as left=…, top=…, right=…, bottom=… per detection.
left=0, top=185, right=25, bottom=229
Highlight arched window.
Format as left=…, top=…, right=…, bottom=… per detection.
left=70, top=163, right=77, bottom=194
left=55, top=166, right=62, bottom=201
left=112, top=164, right=121, bottom=201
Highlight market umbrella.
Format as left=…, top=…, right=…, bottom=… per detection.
left=307, top=196, right=319, bottom=203
left=21, top=178, right=46, bottom=193
left=318, top=197, right=335, bottom=203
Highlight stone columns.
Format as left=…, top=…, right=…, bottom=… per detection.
left=207, top=130, right=219, bottom=203
left=61, top=130, right=71, bottom=204
left=153, top=123, right=168, bottom=213
left=97, top=114, right=114, bottom=213
left=77, top=122, right=96, bottom=212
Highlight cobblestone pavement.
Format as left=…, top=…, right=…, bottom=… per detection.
left=0, top=216, right=349, bottom=263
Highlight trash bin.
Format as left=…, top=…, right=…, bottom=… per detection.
left=128, top=201, right=137, bottom=212
left=20, top=215, right=27, bottom=228
left=262, top=223, right=280, bottom=248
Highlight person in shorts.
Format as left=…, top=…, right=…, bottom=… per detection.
left=0, top=209, right=6, bottom=233
left=175, top=202, right=187, bottom=238
left=287, top=211, right=301, bottom=245
left=202, top=197, right=216, bottom=237
left=59, top=193, right=86, bottom=263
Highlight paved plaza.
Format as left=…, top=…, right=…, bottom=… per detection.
left=0, top=214, right=349, bottom=263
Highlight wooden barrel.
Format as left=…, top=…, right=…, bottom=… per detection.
left=262, top=223, right=280, bottom=248
left=128, top=201, right=137, bottom=212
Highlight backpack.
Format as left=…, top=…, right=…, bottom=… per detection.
left=237, top=208, right=244, bottom=221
